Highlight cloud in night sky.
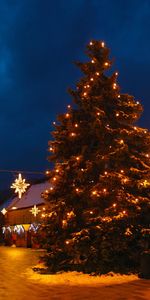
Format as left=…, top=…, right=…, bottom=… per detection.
left=0, top=0, right=150, bottom=188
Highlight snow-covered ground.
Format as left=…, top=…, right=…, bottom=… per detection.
left=26, top=265, right=150, bottom=300
left=1, top=247, right=149, bottom=300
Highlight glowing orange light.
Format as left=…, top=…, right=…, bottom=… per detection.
left=83, top=92, right=87, bottom=96
left=118, top=95, right=120, bottom=98
left=116, top=113, right=119, bottom=117
left=101, top=41, right=105, bottom=47
left=50, top=187, right=53, bottom=191
left=76, top=156, right=80, bottom=161
left=120, top=140, right=124, bottom=144
left=103, top=188, right=107, bottom=192
left=65, top=240, right=69, bottom=244
left=71, top=132, right=76, bottom=137
left=104, top=62, right=109, bottom=66
left=90, top=78, right=94, bottom=81
left=113, top=203, right=117, bottom=207
left=96, top=72, right=99, bottom=76
left=115, top=72, right=118, bottom=76
left=91, top=59, right=95, bottom=63
left=92, top=190, right=97, bottom=195
left=66, top=113, right=70, bottom=118
left=113, top=83, right=117, bottom=89
left=67, top=105, right=71, bottom=109
left=120, top=170, right=124, bottom=173
left=90, top=41, right=93, bottom=45
left=90, top=211, right=93, bottom=214
left=104, top=171, right=107, bottom=175
left=53, top=177, right=56, bottom=181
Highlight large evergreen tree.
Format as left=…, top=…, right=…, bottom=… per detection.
left=42, top=40, right=150, bottom=274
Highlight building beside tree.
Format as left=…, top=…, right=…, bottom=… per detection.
left=0, top=180, right=50, bottom=247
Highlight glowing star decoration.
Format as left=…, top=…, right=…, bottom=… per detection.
left=30, top=205, right=41, bottom=217
left=11, top=173, right=30, bottom=198
left=1, top=208, right=7, bottom=215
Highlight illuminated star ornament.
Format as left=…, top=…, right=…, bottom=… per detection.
left=30, top=205, right=41, bottom=217
left=1, top=208, right=7, bottom=215
left=11, top=173, right=30, bottom=198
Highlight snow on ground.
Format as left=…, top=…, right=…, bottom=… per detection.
left=26, top=266, right=150, bottom=300
left=27, top=266, right=138, bottom=286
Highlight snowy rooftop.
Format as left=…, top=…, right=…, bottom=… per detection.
left=7, top=181, right=50, bottom=210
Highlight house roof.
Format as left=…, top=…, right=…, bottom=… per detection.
left=7, top=180, right=50, bottom=210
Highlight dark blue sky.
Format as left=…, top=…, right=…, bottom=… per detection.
left=0, top=0, right=150, bottom=189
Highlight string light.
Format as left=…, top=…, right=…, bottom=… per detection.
left=55, top=169, right=59, bottom=173
left=136, top=101, right=139, bottom=104
left=146, top=154, right=149, bottom=157
left=49, top=147, right=53, bottom=151
left=65, top=240, right=69, bottom=244
left=89, top=41, right=93, bottom=45
left=118, top=95, right=120, bottom=98
left=50, top=187, right=53, bottom=191
left=90, top=211, right=93, bottom=214
left=104, top=62, right=109, bottom=66
left=115, top=72, right=118, bottom=76
left=103, top=188, right=107, bottom=192
left=70, top=132, right=76, bottom=137
left=45, top=170, right=50, bottom=175
left=120, top=170, right=124, bottom=173
left=76, top=156, right=80, bottom=161
left=90, top=78, right=94, bottom=81
left=53, top=121, right=56, bottom=125
left=97, top=112, right=100, bottom=116
left=83, top=92, right=87, bottom=96
left=92, top=190, right=97, bottom=195
left=96, top=72, right=99, bottom=76
left=120, top=140, right=124, bottom=144
left=67, top=105, right=71, bottom=109
left=104, top=171, right=108, bottom=175
left=53, top=177, right=57, bottom=181
left=91, top=59, right=95, bottom=63
left=66, top=113, right=70, bottom=118
left=116, top=113, right=119, bottom=117
left=113, top=203, right=117, bottom=207
left=75, top=123, right=78, bottom=127
left=101, top=41, right=105, bottom=47
left=113, top=83, right=117, bottom=89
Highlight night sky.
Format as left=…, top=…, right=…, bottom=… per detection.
left=0, top=0, right=150, bottom=189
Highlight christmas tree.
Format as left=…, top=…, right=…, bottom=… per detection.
left=42, top=40, right=150, bottom=274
